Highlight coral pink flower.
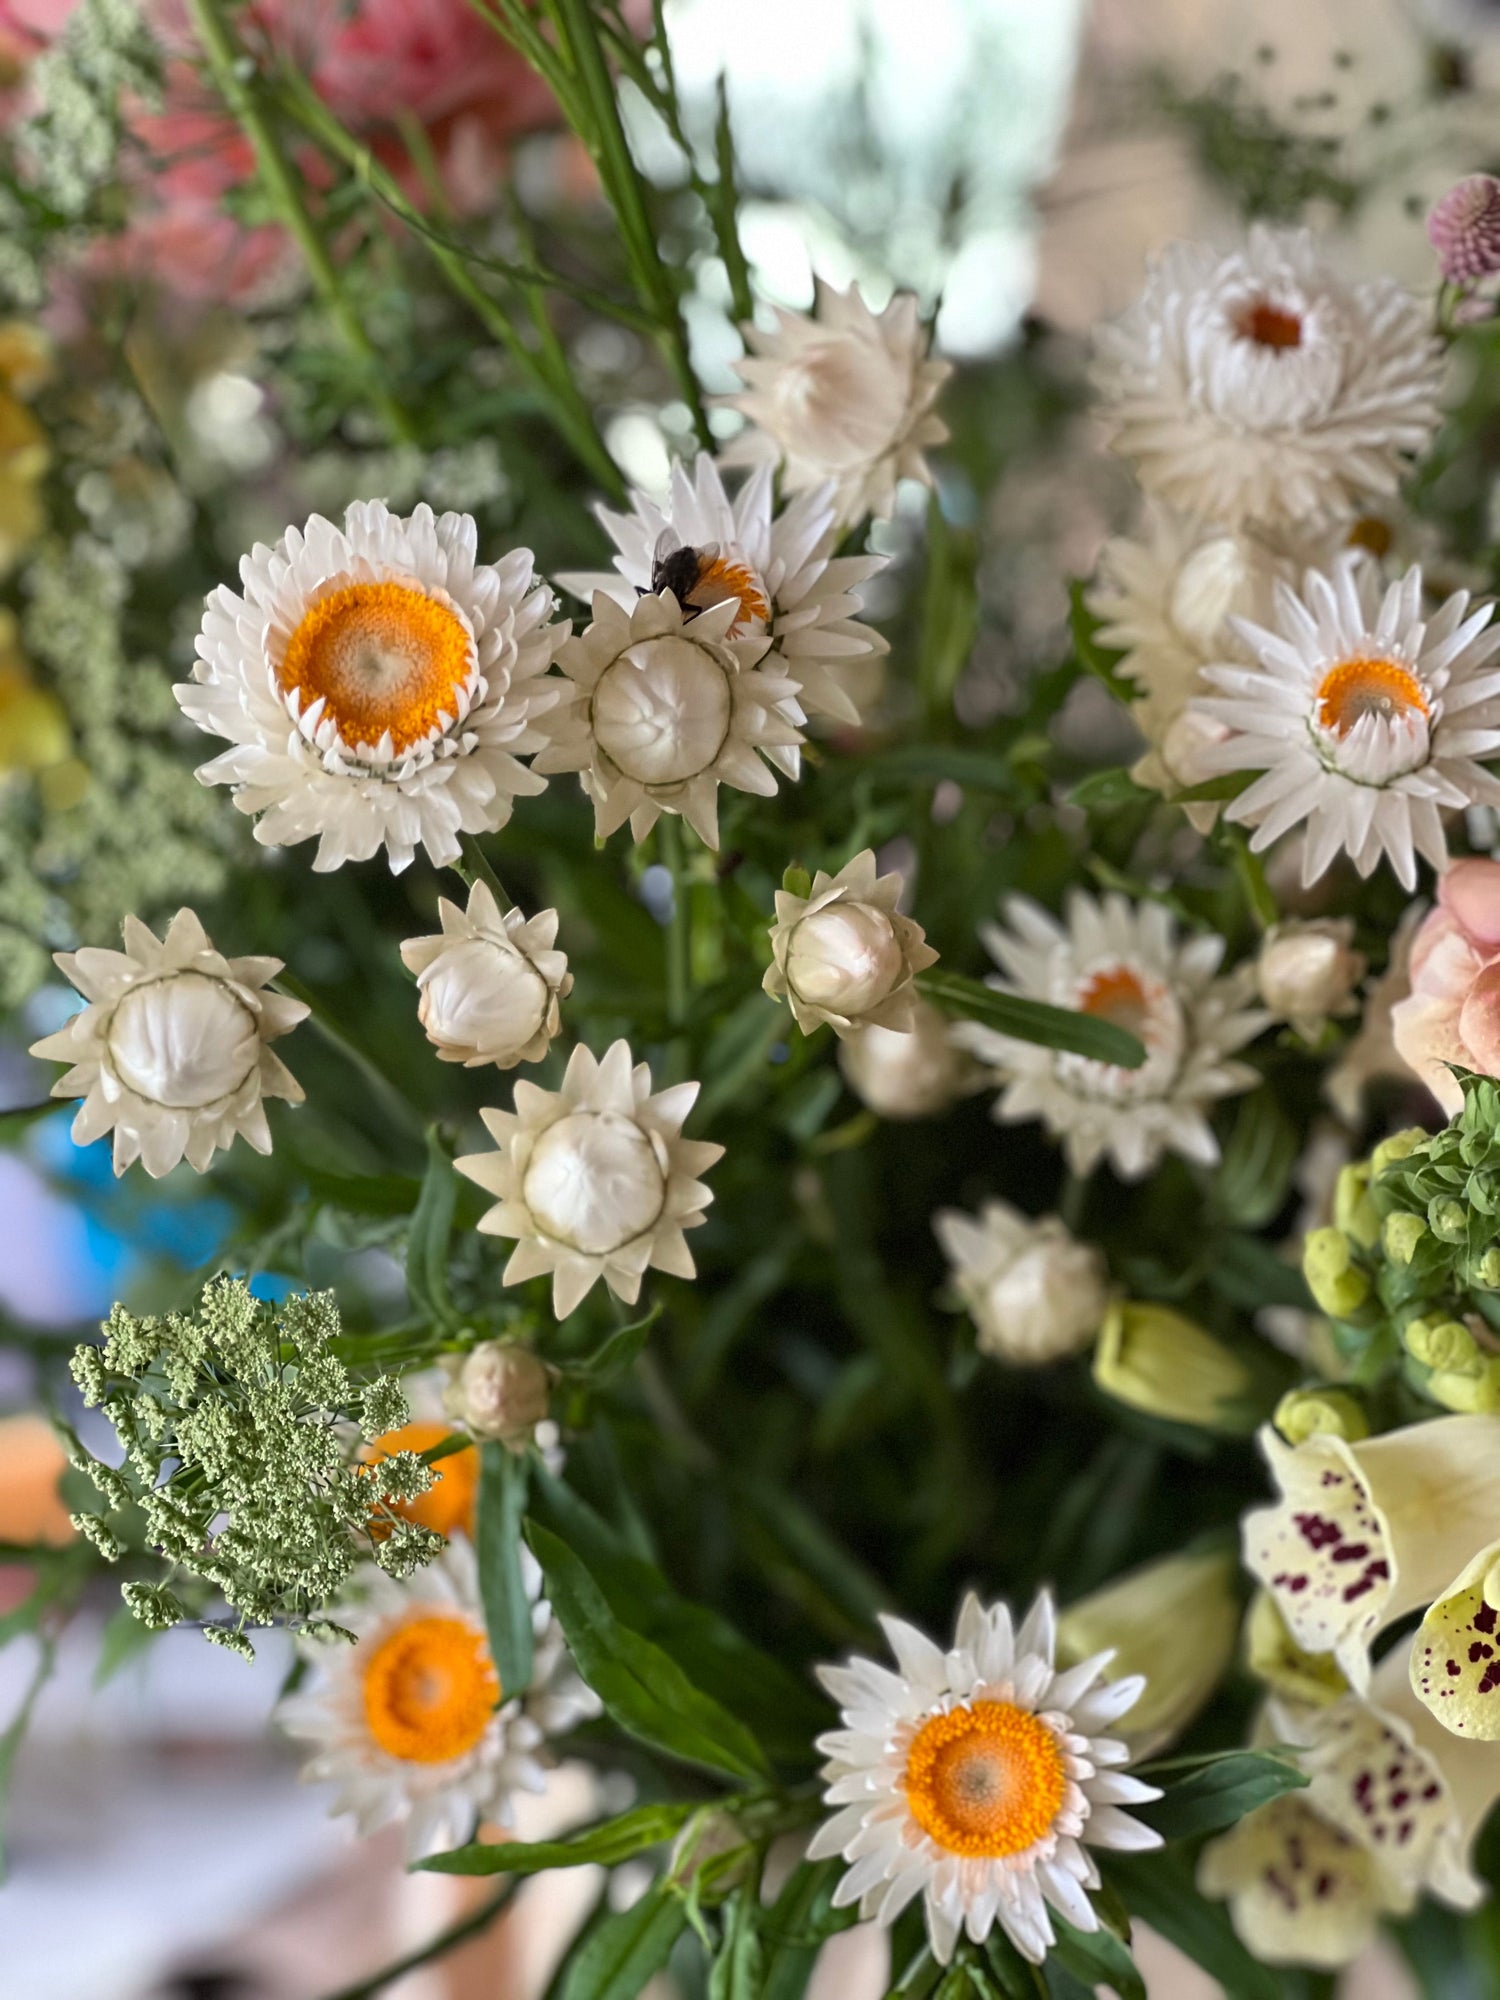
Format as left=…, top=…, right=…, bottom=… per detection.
left=1391, top=859, right=1500, bottom=1114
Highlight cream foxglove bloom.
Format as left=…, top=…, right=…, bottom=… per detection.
left=1257, top=919, right=1367, bottom=1041
left=954, top=891, right=1264, bottom=1180
left=808, top=1590, right=1161, bottom=1966
left=1200, top=1642, right=1500, bottom=1968
left=276, top=1536, right=597, bottom=1861
left=1093, top=226, right=1443, bottom=530
left=717, top=281, right=951, bottom=528
left=399, top=879, right=569, bottom=1071
left=455, top=1039, right=723, bottom=1319
left=1410, top=1536, right=1500, bottom=1739
left=1242, top=1415, right=1500, bottom=1695
left=29, top=909, right=306, bottom=1178
left=1057, top=1551, right=1240, bottom=1760
left=557, top=453, right=888, bottom=728
left=763, top=849, right=937, bottom=1039
left=534, top=590, right=804, bottom=850
left=933, top=1200, right=1108, bottom=1366
left=838, top=1000, right=978, bottom=1121
left=177, top=502, right=563, bottom=873
left=1193, top=559, right=1500, bottom=890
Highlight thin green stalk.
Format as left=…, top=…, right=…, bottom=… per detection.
left=317, top=1881, right=517, bottom=2000
left=660, top=814, right=690, bottom=1027
left=541, top=0, right=711, bottom=444
left=454, top=832, right=511, bottom=909
left=273, top=971, right=426, bottom=1145
left=184, top=0, right=416, bottom=447
left=271, top=69, right=623, bottom=498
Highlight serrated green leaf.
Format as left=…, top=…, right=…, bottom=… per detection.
left=526, top=1521, right=771, bottom=1782
left=1136, top=1748, right=1307, bottom=1842
left=561, top=1882, right=688, bottom=2000
left=406, top=1128, right=458, bottom=1327
left=422, top=1800, right=698, bottom=1876
left=917, top=971, right=1146, bottom=1069
left=477, top=1443, right=533, bottom=1700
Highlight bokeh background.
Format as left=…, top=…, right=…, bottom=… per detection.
left=1, top=0, right=1490, bottom=1992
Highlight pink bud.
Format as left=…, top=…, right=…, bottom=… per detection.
left=1428, top=176, right=1500, bottom=285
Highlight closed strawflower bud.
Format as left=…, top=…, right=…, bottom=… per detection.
left=1302, top=1228, right=1370, bottom=1319
left=765, top=849, right=938, bottom=1040
left=838, top=999, right=977, bottom=1120
left=1257, top=920, right=1366, bottom=1041
left=1057, top=1549, right=1240, bottom=1758
left=1094, top=1301, right=1255, bottom=1430
left=442, top=1339, right=553, bottom=1451
left=934, top=1200, right=1109, bottom=1365
left=401, top=880, right=571, bottom=1070
left=1275, top=1387, right=1369, bottom=1445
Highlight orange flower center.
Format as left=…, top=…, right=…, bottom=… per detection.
left=361, top=1612, right=498, bottom=1764
left=277, top=580, right=473, bottom=753
left=1346, top=516, right=1394, bottom=558
left=904, top=1701, right=1067, bottom=1859
left=1315, top=657, right=1429, bottom=738
left=364, top=1421, right=478, bottom=1541
left=685, top=555, right=771, bottom=634
left=1236, top=300, right=1303, bottom=350
left=1077, top=964, right=1150, bottom=1039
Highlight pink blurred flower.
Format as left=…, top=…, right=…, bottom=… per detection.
left=1391, top=858, right=1500, bottom=1114
left=1428, top=176, right=1500, bottom=286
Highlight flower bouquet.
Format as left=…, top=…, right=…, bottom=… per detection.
left=7, top=3, right=1500, bottom=1996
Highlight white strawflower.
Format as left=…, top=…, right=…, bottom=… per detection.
left=455, top=1038, right=723, bottom=1319
left=1257, top=919, right=1367, bottom=1041
left=557, top=452, right=888, bottom=727
left=955, top=891, right=1265, bottom=1181
left=933, top=1201, right=1109, bottom=1365
left=1193, top=559, right=1500, bottom=891
left=717, top=280, right=952, bottom=528
left=441, top=1339, right=552, bottom=1451
left=809, top=1590, right=1162, bottom=1966
left=838, top=999, right=977, bottom=1121
left=400, top=879, right=570, bottom=1071
left=176, top=502, right=564, bottom=873
left=534, top=590, right=804, bottom=850
left=275, top=1536, right=597, bottom=1861
left=1093, top=226, right=1444, bottom=530
left=29, top=909, right=306, bottom=1178
left=763, top=849, right=938, bottom=1040
left=1087, top=508, right=1288, bottom=808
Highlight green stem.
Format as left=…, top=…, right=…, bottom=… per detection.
left=184, top=0, right=417, bottom=447
left=273, top=972, right=425, bottom=1145
left=660, top=815, right=690, bottom=1028
left=454, top=832, right=511, bottom=909
left=316, top=1881, right=516, bottom=2000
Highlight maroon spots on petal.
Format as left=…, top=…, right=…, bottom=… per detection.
left=1448, top=1659, right=1462, bottom=1677
left=1295, top=1512, right=1343, bottom=1550
left=1332, top=1543, right=1370, bottom=1564
left=1469, top=1641, right=1494, bottom=1663
left=1478, top=1659, right=1500, bottom=1695
left=1475, top=1601, right=1498, bottom=1635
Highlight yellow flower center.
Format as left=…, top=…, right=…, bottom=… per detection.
left=903, top=1700, right=1067, bottom=1859
left=364, top=1421, right=478, bottom=1541
left=1077, top=964, right=1150, bottom=1039
left=1316, top=656, right=1429, bottom=738
left=277, top=580, right=473, bottom=753
left=361, top=1612, right=498, bottom=1764
left=686, top=555, right=771, bottom=634
left=1235, top=300, right=1303, bottom=350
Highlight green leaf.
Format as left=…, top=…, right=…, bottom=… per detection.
left=1170, top=771, right=1253, bottom=804
left=562, top=1305, right=662, bottom=1384
left=93, top=1601, right=159, bottom=1686
left=918, top=493, right=980, bottom=725
left=423, top=1800, right=698, bottom=1877
left=758, top=1858, right=857, bottom=2000
left=917, top=971, right=1146, bottom=1069
left=1068, top=767, right=1152, bottom=812
left=1212, top=1092, right=1298, bottom=1231
left=1137, top=1748, right=1307, bottom=1842
left=853, top=744, right=1023, bottom=795
left=1105, top=1851, right=1282, bottom=2000
left=525, top=1521, right=771, bottom=1782
left=406, top=1127, right=458, bottom=1327
left=477, top=1443, right=534, bottom=1700
left=561, top=1882, right=689, bottom=2000
left=1047, top=1914, right=1146, bottom=2000
left=528, top=1465, right=829, bottom=1765
left=707, top=1888, right=764, bottom=2000
left=982, top=1933, right=1050, bottom=1998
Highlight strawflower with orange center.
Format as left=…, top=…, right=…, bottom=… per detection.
left=810, top=1590, right=1161, bottom=1966
left=277, top=580, right=475, bottom=754
left=1194, top=556, right=1500, bottom=890
left=1236, top=298, right=1303, bottom=349
left=361, top=1612, right=499, bottom=1763
left=365, top=1421, right=477, bottom=1540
